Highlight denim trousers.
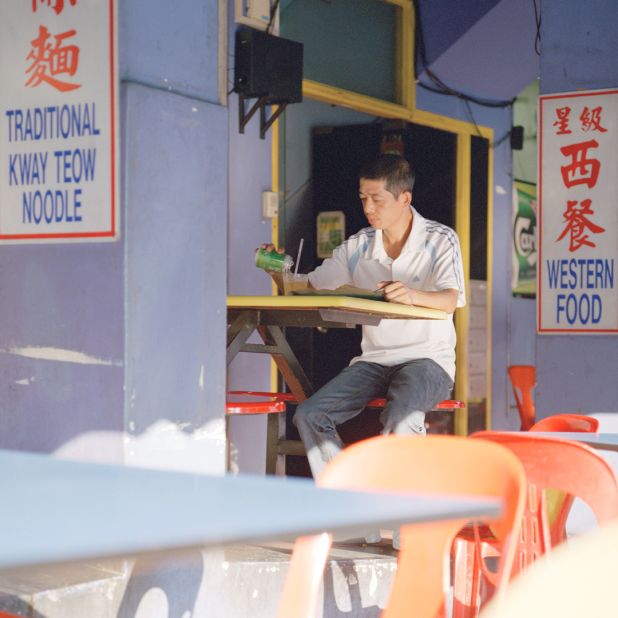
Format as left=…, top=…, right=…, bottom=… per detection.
left=293, top=358, right=454, bottom=479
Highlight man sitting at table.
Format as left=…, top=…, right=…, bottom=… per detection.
left=263, top=155, right=465, bottom=542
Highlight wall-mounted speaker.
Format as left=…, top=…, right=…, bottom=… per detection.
left=234, top=27, right=303, bottom=105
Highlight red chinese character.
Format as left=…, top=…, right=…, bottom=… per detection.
left=25, top=26, right=81, bottom=92
left=580, top=106, right=608, bottom=133
left=553, top=107, right=572, bottom=135
left=556, top=199, right=606, bottom=252
left=560, top=139, right=600, bottom=188
left=32, top=0, right=77, bottom=15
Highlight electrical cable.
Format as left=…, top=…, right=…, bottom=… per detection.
left=267, top=0, right=281, bottom=34
left=532, top=0, right=541, bottom=56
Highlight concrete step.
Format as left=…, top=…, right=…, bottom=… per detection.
left=0, top=541, right=398, bottom=617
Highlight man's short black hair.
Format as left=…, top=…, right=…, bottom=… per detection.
left=358, top=154, right=415, bottom=196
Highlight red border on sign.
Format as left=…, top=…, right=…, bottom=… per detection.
left=0, top=0, right=117, bottom=241
left=538, top=88, right=618, bottom=333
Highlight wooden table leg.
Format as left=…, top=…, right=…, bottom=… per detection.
left=257, top=324, right=315, bottom=475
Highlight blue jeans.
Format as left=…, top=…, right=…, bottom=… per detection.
left=293, top=359, right=454, bottom=478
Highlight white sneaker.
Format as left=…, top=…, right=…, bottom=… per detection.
left=364, top=531, right=382, bottom=544
left=392, top=529, right=400, bottom=551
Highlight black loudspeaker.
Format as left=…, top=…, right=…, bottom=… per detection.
left=510, top=125, right=524, bottom=150
left=234, top=27, right=303, bottom=104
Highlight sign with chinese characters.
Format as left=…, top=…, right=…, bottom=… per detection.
left=538, top=89, right=618, bottom=333
left=0, top=0, right=118, bottom=243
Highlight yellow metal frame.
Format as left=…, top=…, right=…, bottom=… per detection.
left=270, top=0, right=495, bottom=434
left=454, top=133, right=471, bottom=436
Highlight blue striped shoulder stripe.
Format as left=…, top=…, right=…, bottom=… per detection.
left=424, top=222, right=463, bottom=292
left=345, top=227, right=375, bottom=274
left=347, top=227, right=376, bottom=243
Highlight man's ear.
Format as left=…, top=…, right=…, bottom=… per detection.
left=399, top=190, right=412, bottom=207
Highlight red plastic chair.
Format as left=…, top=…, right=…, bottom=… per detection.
left=453, top=432, right=618, bottom=616
left=530, top=413, right=599, bottom=433
left=530, top=413, right=600, bottom=544
left=507, top=365, right=536, bottom=430
left=228, top=390, right=465, bottom=412
left=225, top=399, right=286, bottom=415
left=277, top=434, right=526, bottom=618
left=228, top=390, right=465, bottom=474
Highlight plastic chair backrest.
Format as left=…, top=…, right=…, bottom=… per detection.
left=529, top=413, right=600, bottom=544
left=472, top=431, right=618, bottom=578
left=530, top=413, right=600, bottom=433
left=507, top=365, right=536, bottom=430
left=277, top=435, right=526, bottom=618
left=480, top=519, right=618, bottom=618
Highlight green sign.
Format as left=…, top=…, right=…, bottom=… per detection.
left=512, top=181, right=537, bottom=297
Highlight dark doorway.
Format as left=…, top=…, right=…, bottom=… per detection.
left=285, top=120, right=458, bottom=476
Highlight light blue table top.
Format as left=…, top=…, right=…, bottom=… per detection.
left=525, top=432, right=618, bottom=452
left=0, top=449, right=501, bottom=569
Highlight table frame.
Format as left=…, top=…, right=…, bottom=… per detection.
left=227, top=296, right=449, bottom=474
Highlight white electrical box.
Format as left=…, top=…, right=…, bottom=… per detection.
left=262, top=191, right=279, bottom=218
left=247, top=0, right=271, bottom=26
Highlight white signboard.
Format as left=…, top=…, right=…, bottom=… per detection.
left=0, top=0, right=118, bottom=243
left=538, top=88, right=618, bottom=333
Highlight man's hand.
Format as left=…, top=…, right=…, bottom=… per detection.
left=376, top=281, right=458, bottom=313
left=259, top=243, right=284, bottom=254
left=377, top=281, right=414, bottom=305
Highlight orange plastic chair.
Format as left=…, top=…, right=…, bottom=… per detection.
left=530, top=413, right=600, bottom=545
left=530, top=413, right=599, bottom=433
left=277, top=434, right=527, bottom=618
left=225, top=394, right=286, bottom=472
left=507, top=365, right=536, bottom=430
left=481, top=520, right=618, bottom=618
left=453, top=432, right=618, bottom=616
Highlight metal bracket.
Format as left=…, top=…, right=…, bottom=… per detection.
left=238, top=94, right=287, bottom=139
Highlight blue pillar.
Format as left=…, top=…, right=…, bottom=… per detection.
left=537, top=0, right=618, bottom=414
left=0, top=0, right=228, bottom=474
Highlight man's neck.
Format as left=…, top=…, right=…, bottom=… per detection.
left=382, top=210, right=413, bottom=260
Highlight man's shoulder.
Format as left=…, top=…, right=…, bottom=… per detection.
left=342, top=226, right=376, bottom=248
left=421, top=217, right=459, bottom=245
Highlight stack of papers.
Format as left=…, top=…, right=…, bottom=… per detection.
left=291, top=285, right=385, bottom=301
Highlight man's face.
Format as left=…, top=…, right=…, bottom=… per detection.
left=359, top=178, right=411, bottom=230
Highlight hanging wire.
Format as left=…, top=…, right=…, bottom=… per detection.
left=412, top=0, right=515, bottom=110
left=532, top=0, right=542, bottom=56
left=267, top=0, right=281, bottom=34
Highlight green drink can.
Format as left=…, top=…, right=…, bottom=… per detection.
left=254, top=248, right=294, bottom=272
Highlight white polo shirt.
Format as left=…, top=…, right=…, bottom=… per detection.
left=308, top=208, right=466, bottom=380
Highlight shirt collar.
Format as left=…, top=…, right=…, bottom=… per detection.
left=370, top=206, right=425, bottom=262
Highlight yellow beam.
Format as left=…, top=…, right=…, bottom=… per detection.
left=485, top=137, right=494, bottom=430
left=303, top=79, right=414, bottom=119
left=454, top=132, right=471, bottom=436
left=270, top=111, right=280, bottom=393
left=412, top=109, right=493, bottom=139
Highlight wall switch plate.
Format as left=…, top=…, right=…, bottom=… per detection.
left=262, top=191, right=279, bottom=218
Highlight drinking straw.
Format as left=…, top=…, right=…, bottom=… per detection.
left=294, top=238, right=304, bottom=275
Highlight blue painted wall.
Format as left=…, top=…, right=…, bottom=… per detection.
left=226, top=1, right=278, bottom=474
left=536, top=0, right=618, bottom=415
left=0, top=0, right=227, bottom=472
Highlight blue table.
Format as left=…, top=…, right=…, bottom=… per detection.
left=526, top=432, right=618, bottom=452
left=0, top=449, right=501, bottom=570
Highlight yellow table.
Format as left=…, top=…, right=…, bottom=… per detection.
left=227, top=295, right=448, bottom=473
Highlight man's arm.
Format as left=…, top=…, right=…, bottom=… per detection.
left=377, top=281, right=459, bottom=313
